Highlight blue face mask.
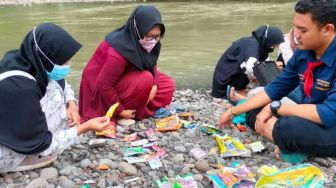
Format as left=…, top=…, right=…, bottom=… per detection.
left=33, top=26, right=71, bottom=80
left=46, top=64, right=71, bottom=80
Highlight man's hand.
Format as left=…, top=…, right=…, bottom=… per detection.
left=119, top=109, right=136, bottom=119
left=147, top=85, right=158, bottom=104
left=66, top=100, right=80, bottom=126
left=255, top=104, right=273, bottom=136
left=218, top=109, right=234, bottom=129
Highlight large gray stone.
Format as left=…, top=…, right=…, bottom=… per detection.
left=118, top=162, right=137, bottom=175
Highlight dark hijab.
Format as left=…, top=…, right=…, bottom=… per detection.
left=0, top=23, right=81, bottom=155
left=105, top=5, right=165, bottom=74
left=0, top=23, right=81, bottom=94
left=252, top=25, right=284, bottom=61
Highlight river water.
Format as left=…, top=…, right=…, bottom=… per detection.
left=0, top=1, right=295, bottom=92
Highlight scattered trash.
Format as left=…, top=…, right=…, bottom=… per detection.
left=105, top=103, right=120, bottom=118
left=95, top=121, right=117, bottom=138
left=152, top=145, right=166, bottom=158
left=154, top=107, right=173, bottom=119
left=190, top=147, right=207, bottom=160
left=80, top=184, right=92, bottom=188
left=170, top=103, right=186, bottom=113
left=88, top=138, right=106, bottom=147
left=145, top=128, right=158, bottom=141
left=248, top=141, right=266, bottom=153
left=208, top=163, right=255, bottom=188
left=143, top=142, right=157, bottom=148
left=122, top=133, right=137, bottom=142
left=237, top=124, right=247, bottom=132
left=200, top=124, right=222, bottom=135
left=123, top=157, right=147, bottom=164
left=208, top=146, right=219, bottom=156
left=215, top=134, right=251, bottom=158
left=83, top=180, right=95, bottom=184
left=131, top=139, right=149, bottom=147
left=124, top=177, right=140, bottom=183
left=97, top=164, right=110, bottom=170
left=182, top=121, right=199, bottom=129
left=179, top=112, right=194, bottom=121
left=155, top=115, right=182, bottom=132
left=123, top=147, right=145, bottom=157
left=148, top=156, right=163, bottom=169
left=256, top=163, right=324, bottom=188
left=156, top=173, right=198, bottom=188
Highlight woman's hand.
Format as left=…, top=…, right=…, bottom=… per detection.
left=66, top=100, right=80, bottom=126
left=218, top=109, right=235, bottom=129
left=77, top=117, right=110, bottom=135
left=147, top=85, right=157, bottom=103
left=119, top=109, right=136, bottom=119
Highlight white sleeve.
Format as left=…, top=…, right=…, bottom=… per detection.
left=240, top=57, right=258, bottom=79
left=39, top=127, right=79, bottom=156
left=64, top=80, right=77, bottom=104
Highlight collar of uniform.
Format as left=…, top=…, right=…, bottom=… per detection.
left=320, top=37, right=336, bottom=67
left=296, top=37, right=336, bottom=67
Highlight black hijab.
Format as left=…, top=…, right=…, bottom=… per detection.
left=0, top=23, right=81, bottom=155
left=105, top=5, right=165, bottom=74
left=0, top=23, right=81, bottom=94
left=252, top=25, right=284, bottom=61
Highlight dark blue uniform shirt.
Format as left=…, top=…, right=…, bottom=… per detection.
left=265, top=38, right=336, bottom=127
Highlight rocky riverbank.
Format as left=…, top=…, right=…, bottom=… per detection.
left=0, top=0, right=145, bottom=6
left=0, top=89, right=335, bottom=188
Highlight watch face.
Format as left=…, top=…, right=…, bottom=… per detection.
left=271, top=101, right=281, bottom=108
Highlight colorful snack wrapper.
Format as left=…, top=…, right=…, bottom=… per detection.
left=95, top=121, right=117, bottom=138
left=201, top=124, right=222, bottom=135
left=215, top=134, right=251, bottom=158
left=256, top=163, right=324, bottom=188
left=123, top=147, right=145, bottom=157
left=155, top=115, right=182, bottom=132
left=156, top=173, right=198, bottom=188
left=148, top=156, right=163, bottom=169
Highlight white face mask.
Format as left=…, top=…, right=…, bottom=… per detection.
left=134, top=19, right=159, bottom=53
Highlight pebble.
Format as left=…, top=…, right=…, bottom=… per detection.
left=39, top=167, right=58, bottom=180
left=195, top=160, right=210, bottom=172
left=118, top=162, right=137, bottom=175
left=80, top=159, right=91, bottom=168
left=59, top=176, right=75, bottom=188
left=25, top=178, right=48, bottom=188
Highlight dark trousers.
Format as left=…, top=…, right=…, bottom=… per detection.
left=246, top=108, right=336, bottom=156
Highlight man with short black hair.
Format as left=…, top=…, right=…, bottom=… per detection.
left=218, top=0, right=336, bottom=162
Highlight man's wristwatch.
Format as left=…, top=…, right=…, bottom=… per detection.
left=270, top=100, right=281, bottom=117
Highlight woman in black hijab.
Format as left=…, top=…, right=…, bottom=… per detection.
left=0, top=23, right=110, bottom=173
left=211, top=25, right=284, bottom=98
left=79, top=5, right=175, bottom=122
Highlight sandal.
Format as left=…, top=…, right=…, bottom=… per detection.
left=11, top=154, right=57, bottom=172
left=226, top=85, right=237, bottom=106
